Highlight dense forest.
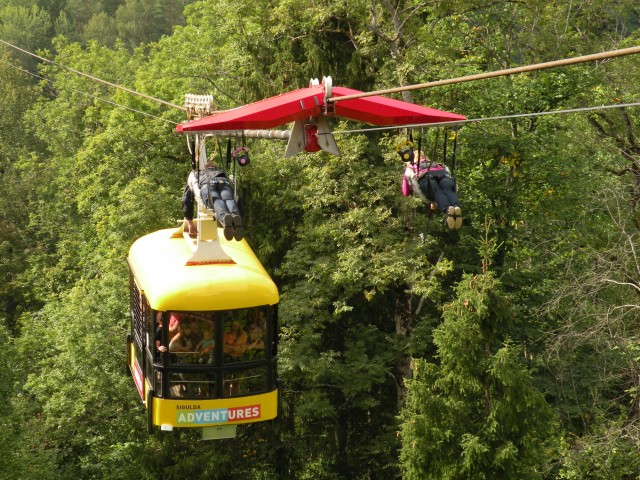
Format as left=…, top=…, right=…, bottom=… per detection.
left=1, top=0, right=640, bottom=478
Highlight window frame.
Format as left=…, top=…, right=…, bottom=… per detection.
left=146, top=305, right=278, bottom=400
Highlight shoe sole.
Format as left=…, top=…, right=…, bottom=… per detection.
left=446, top=216, right=456, bottom=229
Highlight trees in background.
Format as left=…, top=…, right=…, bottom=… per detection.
left=400, top=233, right=556, bottom=479
left=0, top=0, right=639, bottom=478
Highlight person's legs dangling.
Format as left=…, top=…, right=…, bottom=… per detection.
left=220, top=183, right=243, bottom=240
left=206, top=182, right=234, bottom=240
left=439, top=176, right=462, bottom=229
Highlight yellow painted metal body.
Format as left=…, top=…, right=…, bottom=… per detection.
left=127, top=330, right=279, bottom=429
left=151, top=390, right=279, bottom=427
left=127, top=228, right=279, bottom=431
left=128, top=228, right=279, bottom=311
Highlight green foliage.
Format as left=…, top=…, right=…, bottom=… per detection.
left=0, top=3, right=51, bottom=60
left=267, top=134, right=409, bottom=478
left=399, top=268, right=556, bottom=479
left=114, top=0, right=192, bottom=49
left=558, top=419, right=640, bottom=479
left=0, top=0, right=639, bottom=478
left=0, top=51, right=44, bottom=330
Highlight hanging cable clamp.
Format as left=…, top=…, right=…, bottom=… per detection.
left=184, top=94, right=215, bottom=120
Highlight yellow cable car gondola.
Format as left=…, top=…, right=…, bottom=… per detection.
left=126, top=225, right=279, bottom=440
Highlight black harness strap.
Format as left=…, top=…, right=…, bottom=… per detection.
left=225, top=138, right=232, bottom=171
left=216, top=137, right=223, bottom=165
left=451, top=126, right=459, bottom=176
left=420, top=129, right=436, bottom=239
left=232, top=135, right=239, bottom=198
left=420, top=129, right=435, bottom=200
left=432, top=129, right=439, bottom=163
left=188, top=137, right=196, bottom=171
left=188, top=136, right=199, bottom=184
left=409, top=130, right=415, bottom=165
left=443, top=127, right=448, bottom=166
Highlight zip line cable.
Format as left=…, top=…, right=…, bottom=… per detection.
left=0, top=38, right=186, bottom=112
left=2, top=38, right=640, bottom=131
left=0, top=57, right=179, bottom=125
left=326, top=45, right=640, bottom=102
left=332, top=102, right=640, bottom=136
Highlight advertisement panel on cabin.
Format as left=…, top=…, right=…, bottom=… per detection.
left=176, top=404, right=261, bottom=425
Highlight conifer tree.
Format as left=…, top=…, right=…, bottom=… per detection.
left=399, top=227, right=556, bottom=479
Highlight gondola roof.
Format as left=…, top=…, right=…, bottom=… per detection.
left=128, top=229, right=278, bottom=311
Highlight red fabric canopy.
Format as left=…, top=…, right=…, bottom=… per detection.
left=176, top=86, right=325, bottom=132
left=176, top=84, right=465, bottom=133
left=331, top=86, right=466, bottom=125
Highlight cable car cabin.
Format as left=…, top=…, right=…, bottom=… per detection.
left=126, top=227, right=279, bottom=440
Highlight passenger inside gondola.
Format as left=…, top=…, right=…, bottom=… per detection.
left=168, top=312, right=181, bottom=341
left=169, top=322, right=194, bottom=363
left=245, top=314, right=265, bottom=358
left=186, top=316, right=202, bottom=346
left=224, top=320, right=248, bottom=359
left=196, top=326, right=216, bottom=364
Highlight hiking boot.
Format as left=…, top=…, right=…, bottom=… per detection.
left=220, top=213, right=233, bottom=227
left=231, top=213, right=242, bottom=227
left=453, top=206, right=462, bottom=229
left=221, top=213, right=234, bottom=240
left=233, top=225, right=244, bottom=241
left=446, top=214, right=456, bottom=229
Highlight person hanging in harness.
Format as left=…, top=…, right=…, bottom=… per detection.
left=402, top=150, right=462, bottom=230
left=182, top=160, right=244, bottom=241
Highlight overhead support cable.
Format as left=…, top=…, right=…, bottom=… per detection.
left=327, top=46, right=640, bottom=103
left=332, top=102, right=640, bottom=135
left=178, top=102, right=640, bottom=139
left=0, top=57, right=179, bottom=125
left=0, top=38, right=186, bottom=111
left=2, top=38, right=639, bottom=134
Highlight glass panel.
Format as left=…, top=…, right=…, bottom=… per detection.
left=223, top=367, right=267, bottom=397
left=162, top=307, right=271, bottom=366
left=167, top=312, right=216, bottom=366
left=245, top=309, right=267, bottom=361
left=168, top=372, right=216, bottom=399
left=146, top=309, right=154, bottom=352
left=223, top=308, right=267, bottom=363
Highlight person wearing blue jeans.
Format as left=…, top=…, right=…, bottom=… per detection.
left=402, top=151, right=462, bottom=229
left=182, top=161, right=244, bottom=241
